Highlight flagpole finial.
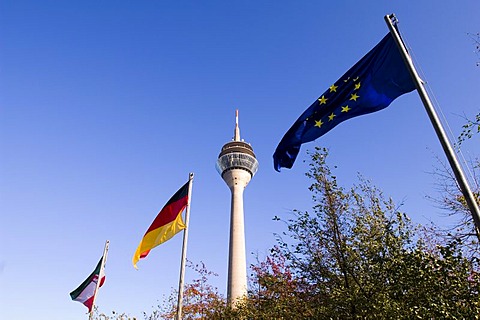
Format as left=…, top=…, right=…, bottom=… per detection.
left=385, top=13, right=398, bottom=25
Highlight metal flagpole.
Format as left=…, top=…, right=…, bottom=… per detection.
left=384, top=14, right=480, bottom=238
left=89, top=240, right=110, bottom=320
left=176, top=173, right=194, bottom=320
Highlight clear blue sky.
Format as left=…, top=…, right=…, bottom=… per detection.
left=1, top=1, right=479, bottom=319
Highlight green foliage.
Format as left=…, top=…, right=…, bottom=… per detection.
left=241, top=148, right=480, bottom=319
left=385, top=240, right=480, bottom=318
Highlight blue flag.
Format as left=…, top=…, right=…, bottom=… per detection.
left=273, top=32, right=416, bottom=171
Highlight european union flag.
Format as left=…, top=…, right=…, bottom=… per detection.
left=273, top=33, right=416, bottom=171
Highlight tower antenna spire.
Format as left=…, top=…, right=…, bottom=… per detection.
left=234, top=109, right=240, bottom=141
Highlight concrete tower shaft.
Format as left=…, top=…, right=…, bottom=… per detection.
left=215, top=110, right=258, bottom=307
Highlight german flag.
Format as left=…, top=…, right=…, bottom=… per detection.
left=133, top=181, right=190, bottom=269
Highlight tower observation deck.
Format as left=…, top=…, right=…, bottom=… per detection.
left=216, top=111, right=258, bottom=179
left=216, top=110, right=258, bottom=306
left=216, top=138, right=259, bottom=178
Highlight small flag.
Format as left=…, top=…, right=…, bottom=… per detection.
left=273, top=32, right=416, bottom=171
left=133, top=181, right=190, bottom=269
left=70, top=257, right=106, bottom=312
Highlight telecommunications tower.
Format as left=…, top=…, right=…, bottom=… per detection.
left=216, top=110, right=258, bottom=306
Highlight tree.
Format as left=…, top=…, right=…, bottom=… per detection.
left=428, top=154, right=480, bottom=258
left=430, top=95, right=480, bottom=257
left=241, top=148, right=480, bottom=318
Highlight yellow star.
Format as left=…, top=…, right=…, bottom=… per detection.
left=341, top=105, right=351, bottom=113
left=318, top=95, right=328, bottom=104
left=350, top=93, right=359, bottom=101
left=343, top=77, right=350, bottom=83
left=354, top=82, right=361, bottom=90
left=314, top=119, right=323, bottom=128
left=353, top=76, right=359, bottom=81
left=329, top=84, right=338, bottom=92
left=328, top=113, right=336, bottom=121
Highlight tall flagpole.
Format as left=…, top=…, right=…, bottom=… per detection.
left=89, top=240, right=110, bottom=320
left=176, top=173, right=194, bottom=320
left=384, top=14, right=480, bottom=238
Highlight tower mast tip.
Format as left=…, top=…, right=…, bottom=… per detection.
left=234, top=109, right=240, bottom=141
